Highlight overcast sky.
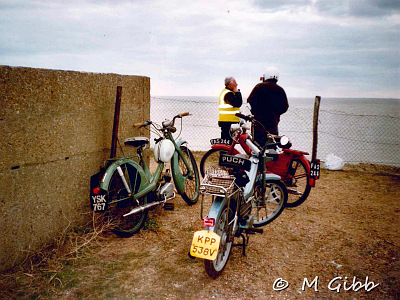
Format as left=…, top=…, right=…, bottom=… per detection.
left=0, top=0, right=399, bottom=98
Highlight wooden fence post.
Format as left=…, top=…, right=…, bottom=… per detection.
left=110, top=86, right=122, bottom=159
left=312, top=96, right=321, bottom=162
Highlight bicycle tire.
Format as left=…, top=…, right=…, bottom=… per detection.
left=200, top=148, right=229, bottom=178
left=105, top=163, right=148, bottom=237
left=204, top=200, right=234, bottom=278
left=174, top=146, right=200, bottom=205
left=285, top=159, right=311, bottom=207
left=252, top=179, right=288, bottom=227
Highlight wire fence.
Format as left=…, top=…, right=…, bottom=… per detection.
left=150, top=97, right=400, bottom=167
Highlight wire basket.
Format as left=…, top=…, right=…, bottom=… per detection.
left=200, top=167, right=236, bottom=196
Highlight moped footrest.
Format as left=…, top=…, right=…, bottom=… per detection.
left=163, top=202, right=174, bottom=210
left=245, top=227, right=263, bottom=234
left=287, top=188, right=303, bottom=195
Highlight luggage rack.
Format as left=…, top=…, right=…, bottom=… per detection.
left=200, top=167, right=237, bottom=197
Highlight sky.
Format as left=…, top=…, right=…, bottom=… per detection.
left=0, top=0, right=399, bottom=98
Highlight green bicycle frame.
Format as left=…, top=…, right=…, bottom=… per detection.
left=99, top=134, right=194, bottom=205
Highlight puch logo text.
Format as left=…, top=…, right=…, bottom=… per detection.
left=222, top=155, right=246, bottom=166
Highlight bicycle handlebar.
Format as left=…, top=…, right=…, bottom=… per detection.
left=133, top=120, right=151, bottom=128
left=235, top=113, right=288, bottom=143
left=168, top=112, right=190, bottom=128
left=235, top=113, right=267, bottom=133
left=235, top=113, right=254, bottom=122
left=235, top=113, right=290, bottom=153
left=178, top=112, right=190, bottom=118
left=133, top=123, right=142, bottom=127
left=133, top=112, right=190, bottom=132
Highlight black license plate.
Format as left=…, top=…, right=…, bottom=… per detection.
left=210, top=138, right=232, bottom=146
left=90, top=189, right=108, bottom=212
left=310, top=160, right=320, bottom=178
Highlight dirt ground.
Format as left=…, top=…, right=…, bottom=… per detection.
left=1, top=153, right=400, bottom=300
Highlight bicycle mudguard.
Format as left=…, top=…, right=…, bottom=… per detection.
left=210, top=144, right=240, bottom=154
left=296, top=155, right=316, bottom=187
left=283, top=148, right=309, bottom=156
left=99, top=158, right=148, bottom=195
left=171, top=138, right=188, bottom=194
left=257, top=172, right=282, bottom=182
left=204, top=196, right=228, bottom=232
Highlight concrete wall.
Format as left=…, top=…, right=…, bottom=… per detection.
left=0, top=66, right=150, bottom=271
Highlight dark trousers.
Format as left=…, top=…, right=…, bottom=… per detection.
left=219, top=122, right=234, bottom=142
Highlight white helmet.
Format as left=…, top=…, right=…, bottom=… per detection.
left=154, top=139, right=175, bottom=163
left=263, top=66, right=279, bottom=82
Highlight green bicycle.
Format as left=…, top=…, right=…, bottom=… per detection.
left=90, top=112, right=200, bottom=237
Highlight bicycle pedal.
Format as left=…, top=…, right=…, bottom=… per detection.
left=163, top=203, right=174, bottom=210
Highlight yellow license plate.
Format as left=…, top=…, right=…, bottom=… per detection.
left=190, top=230, right=220, bottom=260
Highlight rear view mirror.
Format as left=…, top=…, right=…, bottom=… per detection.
left=280, top=136, right=289, bottom=146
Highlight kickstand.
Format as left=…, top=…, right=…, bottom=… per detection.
left=233, top=233, right=248, bottom=256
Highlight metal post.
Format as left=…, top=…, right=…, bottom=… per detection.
left=110, top=86, right=122, bottom=159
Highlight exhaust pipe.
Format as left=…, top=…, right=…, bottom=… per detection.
left=123, top=191, right=176, bottom=217
left=123, top=201, right=160, bottom=217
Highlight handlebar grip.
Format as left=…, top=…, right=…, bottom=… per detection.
left=133, top=120, right=151, bottom=128
left=235, top=113, right=253, bottom=121
left=178, top=112, right=190, bottom=117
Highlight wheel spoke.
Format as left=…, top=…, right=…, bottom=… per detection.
left=250, top=181, right=287, bottom=227
left=106, top=163, right=147, bottom=236
left=293, top=173, right=307, bottom=179
left=286, top=159, right=311, bottom=207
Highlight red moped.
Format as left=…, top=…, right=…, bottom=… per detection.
left=200, top=113, right=319, bottom=207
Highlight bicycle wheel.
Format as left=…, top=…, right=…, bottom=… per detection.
left=200, top=149, right=229, bottom=178
left=204, top=201, right=234, bottom=278
left=105, top=163, right=148, bottom=237
left=252, top=180, right=287, bottom=227
left=175, top=146, right=200, bottom=205
left=285, top=159, right=311, bottom=207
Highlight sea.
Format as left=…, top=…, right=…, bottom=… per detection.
left=150, top=96, right=400, bottom=167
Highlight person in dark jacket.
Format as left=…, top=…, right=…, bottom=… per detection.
left=218, top=77, right=242, bottom=142
left=247, top=67, right=289, bottom=146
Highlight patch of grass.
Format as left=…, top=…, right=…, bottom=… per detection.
left=143, top=217, right=160, bottom=231
left=54, top=257, right=129, bottom=298
left=121, top=250, right=151, bottom=260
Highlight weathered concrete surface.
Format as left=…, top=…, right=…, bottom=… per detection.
left=0, top=66, right=150, bottom=271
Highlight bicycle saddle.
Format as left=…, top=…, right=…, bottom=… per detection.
left=124, top=137, right=149, bottom=147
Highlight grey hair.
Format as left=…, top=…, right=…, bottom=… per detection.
left=225, top=77, right=234, bottom=87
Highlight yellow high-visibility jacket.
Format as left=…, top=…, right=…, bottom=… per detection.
left=218, top=88, right=240, bottom=122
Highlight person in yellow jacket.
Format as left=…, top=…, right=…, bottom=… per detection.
left=218, top=77, right=242, bottom=142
